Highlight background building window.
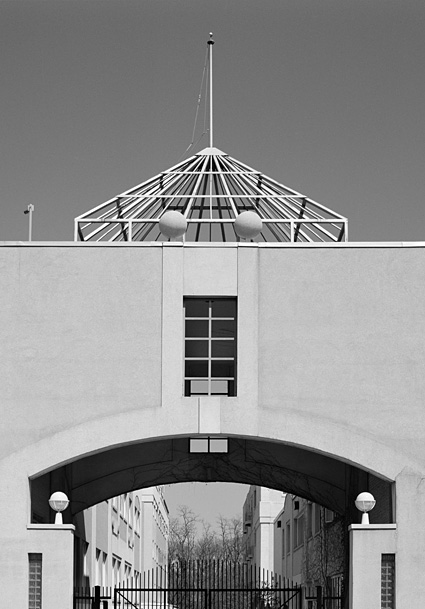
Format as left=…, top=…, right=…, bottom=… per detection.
left=314, top=504, right=321, bottom=535
left=184, top=298, right=236, bottom=396
left=325, top=509, right=334, bottom=523
left=293, top=515, right=305, bottom=549
left=307, top=503, right=313, bottom=538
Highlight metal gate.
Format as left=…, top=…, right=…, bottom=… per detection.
left=113, top=561, right=302, bottom=609
left=114, top=585, right=301, bottom=609
left=74, top=563, right=342, bottom=609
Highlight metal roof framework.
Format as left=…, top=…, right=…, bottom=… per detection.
left=74, top=147, right=348, bottom=243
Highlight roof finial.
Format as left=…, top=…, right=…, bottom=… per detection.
left=207, top=33, right=215, bottom=148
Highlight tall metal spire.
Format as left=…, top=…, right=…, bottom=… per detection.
left=207, top=33, right=214, bottom=148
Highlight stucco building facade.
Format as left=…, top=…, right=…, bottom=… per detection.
left=74, top=486, right=169, bottom=590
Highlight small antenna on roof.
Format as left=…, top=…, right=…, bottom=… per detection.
left=23, top=204, right=34, bottom=241
left=207, top=33, right=215, bottom=148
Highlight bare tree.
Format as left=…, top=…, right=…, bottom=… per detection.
left=196, top=521, right=220, bottom=560
left=169, top=506, right=246, bottom=563
left=217, top=515, right=245, bottom=562
left=169, top=506, right=199, bottom=563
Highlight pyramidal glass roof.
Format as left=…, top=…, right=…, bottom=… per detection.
left=74, top=146, right=347, bottom=243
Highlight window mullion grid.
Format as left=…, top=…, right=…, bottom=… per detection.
left=184, top=298, right=236, bottom=397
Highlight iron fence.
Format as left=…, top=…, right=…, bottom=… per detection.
left=74, top=562, right=342, bottom=609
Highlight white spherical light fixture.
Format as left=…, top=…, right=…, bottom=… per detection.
left=355, top=492, right=376, bottom=524
left=49, top=491, right=70, bottom=525
left=159, top=210, right=187, bottom=240
left=234, top=211, right=263, bottom=240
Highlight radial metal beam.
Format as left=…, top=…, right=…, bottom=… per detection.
left=75, top=148, right=348, bottom=243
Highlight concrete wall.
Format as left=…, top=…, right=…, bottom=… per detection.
left=349, top=525, right=396, bottom=609
left=27, top=525, right=75, bottom=609
left=1, top=241, right=425, bottom=607
left=1, top=243, right=423, bottom=478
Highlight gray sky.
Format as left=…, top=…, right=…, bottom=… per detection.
left=164, top=482, right=249, bottom=531
left=1, top=0, right=424, bottom=523
left=1, top=0, right=424, bottom=243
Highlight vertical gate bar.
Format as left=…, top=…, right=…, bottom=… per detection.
left=219, top=562, right=224, bottom=607
left=278, top=573, right=282, bottom=609
left=207, top=558, right=209, bottom=608
left=225, top=559, right=226, bottom=609
left=221, top=560, right=223, bottom=609
left=249, top=563, right=252, bottom=609
left=224, top=560, right=226, bottom=609
left=93, top=585, right=100, bottom=609
left=317, top=585, right=322, bottom=609
left=212, top=560, right=214, bottom=609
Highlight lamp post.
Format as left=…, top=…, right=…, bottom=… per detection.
left=24, top=204, right=34, bottom=241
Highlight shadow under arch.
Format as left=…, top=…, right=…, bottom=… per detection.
left=30, top=435, right=393, bottom=525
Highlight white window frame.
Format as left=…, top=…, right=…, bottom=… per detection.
left=184, top=298, right=237, bottom=396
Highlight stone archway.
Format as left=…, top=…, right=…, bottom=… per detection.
left=30, top=433, right=394, bottom=609
left=30, top=435, right=393, bottom=523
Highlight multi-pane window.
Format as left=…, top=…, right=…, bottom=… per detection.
left=381, top=554, right=395, bottom=609
left=184, top=298, right=236, bottom=396
left=28, top=553, right=42, bottom=609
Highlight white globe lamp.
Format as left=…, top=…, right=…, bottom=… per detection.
left=49, top=491, right=70, bottom=524
left=355, top=492, right=376, bottom=525
left=159, top=210, right=187, bottom=240
left=234, top=211, right=263, bottom=241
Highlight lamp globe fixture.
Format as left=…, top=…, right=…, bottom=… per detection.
left=355, top=492, right=376, bottom=524
left=49, top=491, right=70, bottom=525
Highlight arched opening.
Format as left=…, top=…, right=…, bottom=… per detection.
left=30, top=434, right=393, bottom=609
left=30, top=434, right=393, bottom=524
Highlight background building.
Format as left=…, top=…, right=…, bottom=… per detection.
left=74, top=487, right=169, bottom=590
left=273, top=495, right=344, bottom=600
left=243, top=486, right=286, bottom=573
